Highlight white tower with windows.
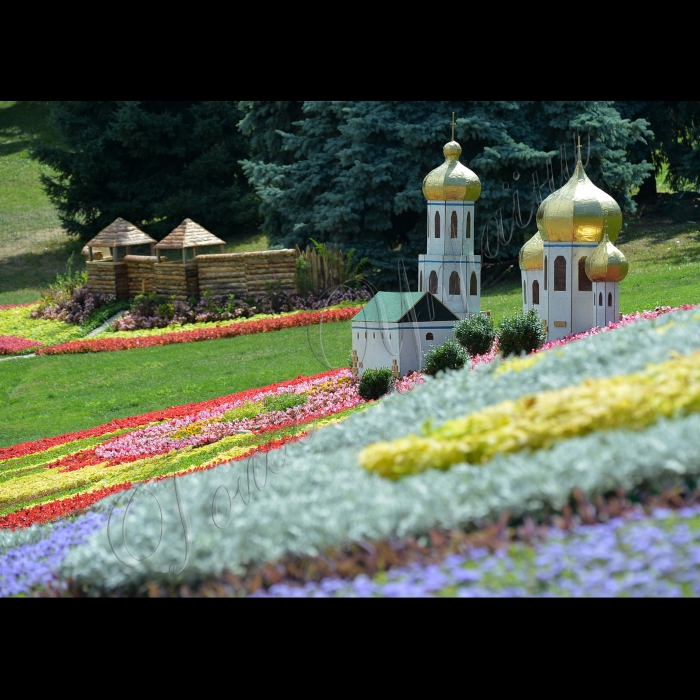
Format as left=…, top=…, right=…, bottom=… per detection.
left=418, top=116, right=482, bottom=319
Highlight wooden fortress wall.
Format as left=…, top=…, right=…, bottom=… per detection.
left=154, top=262, right=200, bottom=301
left=124, top=255, right=157, bottom=297
left=86, top=262, right=129, bottom=300
left=197, top=250, right=297, bottom=297
left=87, top=250, right=297, bottom=301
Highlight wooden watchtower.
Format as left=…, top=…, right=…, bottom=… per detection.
left=85, top=218, right=157, bottom=300
left=154, top=219, right=226, bottom=301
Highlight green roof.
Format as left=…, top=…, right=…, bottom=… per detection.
left=352, top=292, right=459, bottom=324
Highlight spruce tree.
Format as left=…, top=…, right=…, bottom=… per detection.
left=241, top=101, right=652, bottom=289
left=32, top=101, right=260, bottom=241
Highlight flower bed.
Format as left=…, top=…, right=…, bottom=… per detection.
left=36, top=307, right=361, bottom=355
left=0, top=336, right=43, bottom=355
left=0, top=369, right=370, bottom=527
left=0, top=303, right=37, bottom=311
left=49, top=304, right=700, bottom=595
left=256, top=505, right=700, bottom=597
left=0, top=306, right=85, bottom=346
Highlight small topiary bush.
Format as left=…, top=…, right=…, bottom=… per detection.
left=358, top=367, right=394, bottom=400
left=497, top=308, right=547, bottom=358
left=453, top=313, right=496, bottom=357
left=423, top=338, right=468, bottom=376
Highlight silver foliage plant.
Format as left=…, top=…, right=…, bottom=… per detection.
left=61, top=307, right=700, bottom=591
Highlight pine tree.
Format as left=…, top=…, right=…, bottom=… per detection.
left=32, top=101, right=260, bottom=241
left=241, top=101, right=653, bottom=289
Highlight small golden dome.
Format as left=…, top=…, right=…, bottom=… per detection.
left=537, top=150, right=622, bottom=243
left=585, top=231, right=629, bottom=283
left=422, top=140, right=481, bottom=202
left=519, top=231, right=544, bottom=271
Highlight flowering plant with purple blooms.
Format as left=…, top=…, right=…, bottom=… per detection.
left=112, top=288, right=371, bottom=331
left=31, top=285, right=116, bottom=326
left=0, top=513, right=107, bottom=597
left=255, top=505, right=700, bottom=598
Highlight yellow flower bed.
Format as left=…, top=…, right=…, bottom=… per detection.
left=359, top=349, right=700, bottom=480
left=0, top=306, right=85, bottom=345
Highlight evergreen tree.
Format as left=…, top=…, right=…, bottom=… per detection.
left=617, top=101, right=700, bottom=197
left=241, top=101, right=652, bottom=289
left=32, top=101, right=260, bottom=242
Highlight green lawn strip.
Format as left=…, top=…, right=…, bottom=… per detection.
left=0, top=320, right=352, bottom=448
left=0, top=402, right=371, bottom=516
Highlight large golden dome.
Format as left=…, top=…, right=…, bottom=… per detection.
left=422, top=141, right=481, bottom=202
left=585, top=230, right=629, bottom=283
left=519, top=230, right=544, bottom=271
left=536, top=150, right=622, bottom=243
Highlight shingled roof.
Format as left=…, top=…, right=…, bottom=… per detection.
left=86, top=218, right=157, bottom=248
left=155, top=219, right=226, bottom=249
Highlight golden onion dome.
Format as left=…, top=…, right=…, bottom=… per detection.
left=422, top=141, right=481, bottom=202
left=519, top=231, right=544, bottom=271
left=585, top=230, right=629, bottom=283
left=537, top=147, right=622, bottom=243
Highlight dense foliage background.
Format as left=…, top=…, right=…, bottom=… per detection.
left=32, top=101, right=700, bottom=289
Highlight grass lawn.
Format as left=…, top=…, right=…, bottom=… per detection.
left=482, top=221, right=700, bottom=325
left=0, top=321, right=352, bottom=447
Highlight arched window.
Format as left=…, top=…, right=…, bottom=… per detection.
left=608, top=292, right=613, bottom=307
left=450, top=211, right=458, bottom=238
left=419, top=271, right=423, bottom=292
left=554, top=256, right=566, bottom=291
left=578, top=257, right=592, bottom=291
left=426, top=333, right=434, bottom=341
left=470, top=272, right=478, bottom=296
left=532, top=280, right=540, bottom=305
left=449, top=271, right=460, bottom=295
left=466, top=212, right=471, bottom=239
left=599, top=292, right=603, bottom=306
left=544, top=256, right=548, bottom=290
left=429, top=270, right=438, bottom=294
left=434, top=211, right=440, bottom=238
left=523, top=281, right=527, bottom=304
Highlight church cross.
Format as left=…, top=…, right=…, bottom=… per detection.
left=451, top=112, right=456, bottom=141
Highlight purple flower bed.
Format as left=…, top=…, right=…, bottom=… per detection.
left=254, top=505, right=700, bottom=598
left=31, top=285, right=115, bottom=326
left=0, top=513, right=107, bottom=597
left=113, top=287, right=371, bottom=331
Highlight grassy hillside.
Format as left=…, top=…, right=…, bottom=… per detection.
left=0, top=101, right=82, bottom=305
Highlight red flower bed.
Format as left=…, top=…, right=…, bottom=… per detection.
left=37, top=307, right=360, bottom=356
left=0, top=303, right=37, bottom=311
left=0, top=483, right=132, bottom=530
left=0, top=369, right=343, bottom=462
left=0, top=335, right=43, bottom=355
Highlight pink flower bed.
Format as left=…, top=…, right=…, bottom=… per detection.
left=92, top=371, right=364, bottom=462
left=0, top=303, right=36, bottom=311
left=0, top=336, right=43, bottom=355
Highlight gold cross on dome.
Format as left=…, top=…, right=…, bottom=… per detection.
left=578, top=134, right=582, bottom=161
left=451, top=112, right=456, bottom=141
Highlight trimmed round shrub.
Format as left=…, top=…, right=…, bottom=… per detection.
left=454, top=313, right=496, bottom=356
left=358, top=367, right=394, bottom=400
left=423, top=338, right=468, bottom=376
left=497, top=308, right=547, bottom=357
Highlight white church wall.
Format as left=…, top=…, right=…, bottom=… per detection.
left=571, top=245, right=596, bottom=334
left=545, top=243, right=573, bottom=341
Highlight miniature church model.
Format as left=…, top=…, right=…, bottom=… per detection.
left=351, top=116, right=481, bottom=377
left=519, top=139, right=629, bottom=341
left=418, top=115, right=482, bottom=319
